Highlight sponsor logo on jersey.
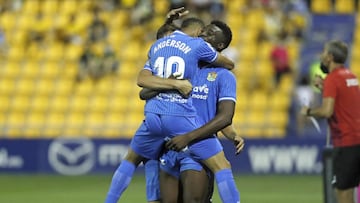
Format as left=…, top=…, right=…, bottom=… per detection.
left=207, top=72, right=217, bottom=81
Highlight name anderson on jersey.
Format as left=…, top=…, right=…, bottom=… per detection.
left=153, top=39, right=191, bottom=54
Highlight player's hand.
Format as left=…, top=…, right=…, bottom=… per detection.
left=174, top=79, right=192, bottom=98
left=234, top=135, right=244, bottom=155
left=165, top=135, right=190, bottom=151
left=300, top=106, right=310, bottom=116
left=313, top=75, right=324, bottom=91
left=166, top=7, right=189, bottom=21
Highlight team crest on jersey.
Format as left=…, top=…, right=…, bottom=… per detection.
left=207, top=72, right=217, bottom=81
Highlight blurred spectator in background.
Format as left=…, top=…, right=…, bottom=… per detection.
left=270, top=32, right=291, bottom=85
left=89, top=8, right=108, bottom=43
left=131, top=0, right=153, bottom=25
left=77, top=41, right=118, bottom=82
left=294, top=75, right=315, bottom=136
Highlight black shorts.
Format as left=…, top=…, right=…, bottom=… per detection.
left=332, top=145, right=360, bottom=189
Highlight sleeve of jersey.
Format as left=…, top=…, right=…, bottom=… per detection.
left=218, top=71, right=237, bottom=103
left=323, top=75, right=337, bottom=99
left=143, top=60, right=152, bottom=72
left=196, top=40, right=218, bottom=63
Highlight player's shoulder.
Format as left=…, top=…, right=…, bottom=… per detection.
left=215, top=67, right=236, bottom=78
left=202, top=67, right=236, bottom=80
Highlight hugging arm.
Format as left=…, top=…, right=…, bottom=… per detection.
left=166, top=100, right=235, bottom=151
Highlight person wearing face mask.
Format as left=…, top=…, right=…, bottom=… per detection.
left=301, top=40, right=360, bottom=203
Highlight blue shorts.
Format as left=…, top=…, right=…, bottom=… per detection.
left=131, top=113, right=200, bottom=160
left=160, top=150, right=203, bottom=179
left=144, top=160, right=161, bottom=201
left=188, top=136, right=223, bottom=161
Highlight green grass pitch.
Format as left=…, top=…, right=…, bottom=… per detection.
left=0, top=174, right=322, bottom=203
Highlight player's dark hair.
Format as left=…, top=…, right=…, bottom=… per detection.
left=210, top=20, right=232, bottom=50
left=326, top=40, right=348, bottom=64
left=181, top=17, right=205, bottom=29
left=156, top=23, right=179, bottom=39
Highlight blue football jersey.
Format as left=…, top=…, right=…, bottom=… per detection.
left=192, top=67, right=237, bottom=126
left=144, top=30, right=218, bottom=116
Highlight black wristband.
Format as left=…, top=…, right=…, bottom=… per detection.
left=306, top=108, right=311, bottom=116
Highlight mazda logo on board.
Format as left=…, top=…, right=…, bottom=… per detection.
left=48, top=138, right=95, bottom=175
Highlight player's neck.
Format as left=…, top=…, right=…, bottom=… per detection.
left=329, top=63, right=344, bottom=72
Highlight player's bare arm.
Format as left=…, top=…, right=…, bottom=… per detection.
left=165, top=7, right=189, bottom=23
left=137, top=69, right=192, bottom=97
left=139, top=73, right=185, bottom=100
left=301, top=97, right=335, bottom=118
left=139, top=88, right=159, bottom=100
left=166, top=100, right=235, bottom=151
left=209, top=53, right=235, bottom=70
left=221, top=125, right=245, bottom=155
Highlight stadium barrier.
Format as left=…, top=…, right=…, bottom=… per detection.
left=0, top=137, right=326, bottom=175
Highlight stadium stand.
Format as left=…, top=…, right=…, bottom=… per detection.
left=9, top=0, right=359, bottom=138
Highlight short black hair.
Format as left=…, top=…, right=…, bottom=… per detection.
left=181, top=17, right=205, bottom=29
left=210, top=20, right=232, bottom=50
left=156, top=23, right=179, bottom=39
left=326, top=40, right=348, bottom=64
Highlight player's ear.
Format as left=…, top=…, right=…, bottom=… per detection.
left=217, top=42, right=225, bottom=51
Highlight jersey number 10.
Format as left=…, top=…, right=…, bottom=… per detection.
left=154, top=56, right=185, bottom=79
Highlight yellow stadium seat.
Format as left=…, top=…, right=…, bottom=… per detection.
left=9, top=30, right=27, bottom=46
left=0, top=12, right=16, bottom=31
left=153, top=0, right=169, bottom=14
left=7, top=112, right=26, bottom=128
left=243, top=9, right=265, bottom=31
left=7, top=46, right=25, bottom=61
left=40, top=63, right=60, bottom=78
left=74, top=80, right=93, bottom=96
left=63, top=62, right=78, bottom=78
left=269, top=92, right=291, bottom=111
left=22, top=0, right=40, bottom=15
left=54, top=80, right=74, bottom=96
left=41, top=0, right=59, bottom=15
left=0, top=78, right=16, bottom=96
left=0, top=96, right=10, bottom=112
left=64, top=44, right=83, bottom=61
left=59, top=0, right=77, bottom=15
left=236, top=93, right=249, bottom=112
left=105, top=113, right=126, bottom=129
left=121, top=0, right=137, bottom=8
left=108, top=96, right=128, bottom=113
left=26, top=112, right=46, bottom=128
left=2, top=61, right=21, bottom=78
left=0, top=112, right=6, bottom=124
left=45, top=43, right=64, bottom=61
left=30, top=96, right=50, bottom=113
left=311, top=0, right=332, bottom=13
left=267, top=111, right=288, bottom=128
left=249, top=91, right=269, bottom=111
left=10, top=95, right=31, bottom=113
left=45, top=113, right=65, bottom=129
left=258, top=42, right=273, bottom=60
left=278, top=74, right=294, bottom=94
left=35, top=79, right=55, bottom=96
left=15, top=79, right=36, bottom=95
left=22, top=61, right=41, bottom=78
left=239, top=42, right=257, bottom=61
left=17, top=14, right=35, bottom=31
left=335, top=0, right=355, bottom=13
left=64, top=112, right=85, bottom=127
left=50, top=95, right=70, bottom=113
left=69, top=95, right=90, bottom=113
left=89, top=96, right=108, bottom=112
